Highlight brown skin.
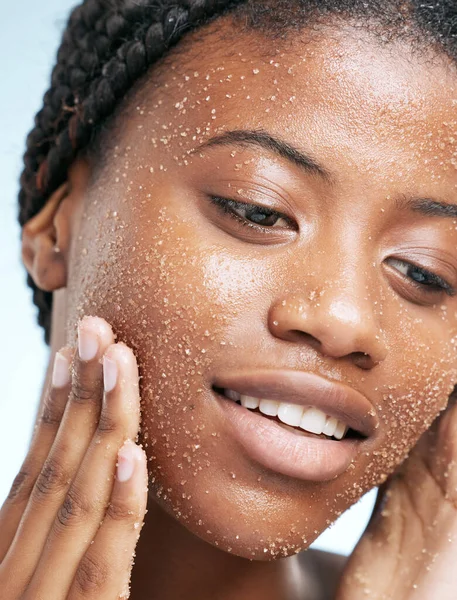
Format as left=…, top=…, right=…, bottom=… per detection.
left=17, top=16, right=457, bottom=599
left=0, top=319, right=149, bottom=599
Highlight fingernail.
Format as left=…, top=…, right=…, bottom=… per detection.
left=117, top=441, right=142, bottom=483
left=52, top=352, right=70, bottom=388
left=78, top=322, right=98, bottom=361
left=103, top=355, right=117, bottom=393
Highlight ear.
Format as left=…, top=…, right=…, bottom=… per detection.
left=21, top=158, right=91, bottom=292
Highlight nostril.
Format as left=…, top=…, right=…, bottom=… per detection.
left=288, top=330, right=321, bottom=347
left=351, top=352, right=374, bottom=370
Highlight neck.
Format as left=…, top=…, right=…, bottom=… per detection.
left=129, top=498, right=308, bottom=600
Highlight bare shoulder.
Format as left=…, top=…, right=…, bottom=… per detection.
left=296, top=548, right=348, bottom=600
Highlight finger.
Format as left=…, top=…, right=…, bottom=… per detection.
left=0, top=317, right=114, bottom=596
left=68, top=442, right=148, bottom=600
left=0, top=346, right=74, bottom=561
left=25, top=343, right=142, bottom=599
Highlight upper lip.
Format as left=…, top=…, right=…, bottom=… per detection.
left=213, top=370, right=378, bottom=437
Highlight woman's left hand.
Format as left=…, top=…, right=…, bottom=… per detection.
left=336, top=397, right=457, bottom=600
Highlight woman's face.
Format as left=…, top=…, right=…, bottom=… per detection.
left=65, top=20, right=457, bottom=558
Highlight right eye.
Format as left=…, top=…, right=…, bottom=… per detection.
left=208, top=196, right=296, bottom=231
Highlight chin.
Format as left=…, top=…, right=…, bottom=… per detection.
left=151, top=490, right=319, bottom=560
left=144, top=454, right=353, bottom=561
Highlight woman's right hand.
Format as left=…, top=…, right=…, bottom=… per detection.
left=0, top=316, right=148, bottom=599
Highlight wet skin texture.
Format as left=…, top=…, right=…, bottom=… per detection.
left=54, top=19, right=457, bottom=562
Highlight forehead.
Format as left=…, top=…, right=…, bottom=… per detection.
left=113, top=17, right=457, bottom=183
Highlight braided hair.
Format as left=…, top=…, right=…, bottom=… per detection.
left=17, top=0, right=457, bottom=345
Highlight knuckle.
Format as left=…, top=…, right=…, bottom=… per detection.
left=75, top=553, right=108, bottom=595
left=6, top=469, right=31, bottom=504
left=55, top=486, right=91, bottom=529
left=71, top=374, right=101, bottom=405
left=97, top=411, right=119, bottom=436
left=40, top=392, right=65, bottom=427
left=106, top=498, right=137, bottom=523
left=34, top=457, right=69, bottom=500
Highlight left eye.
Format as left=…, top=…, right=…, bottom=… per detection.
left=209, top=196, right=293, bottom=229
left=386, top=258, right=455, bottom=296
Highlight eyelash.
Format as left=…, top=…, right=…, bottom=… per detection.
left=208, top=196, right=456, bottom=298
left=387, top=258, right=455, bottom=297
left=209, top=195, right=295, bottom=230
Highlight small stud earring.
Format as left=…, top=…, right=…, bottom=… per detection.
left=53, top=245, right=61, bottom=253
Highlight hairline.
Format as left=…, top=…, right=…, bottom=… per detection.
left=85, top=11, right=453, bottom=187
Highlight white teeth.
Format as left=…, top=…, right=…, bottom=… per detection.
left=322, top=416, right=338, bottom=437
left=334, top=421, right=348, bottom=440
left=277, top=403, right=304, bottom=427
left=225, top=389, right=241, bottom=402
left=300, top=407, right=327, bottom=435
left=225, top=390, right=351, bottom=439
left=258, top=399, right=280, bottom=416
left=240, top=395, right=259, bottom=409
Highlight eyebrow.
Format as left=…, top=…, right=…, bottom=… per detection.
left=194, top=130, right=457, bottom=219
left=195, top=129, right=332, bottom=182
left=397, top=196, right=457, bottom=220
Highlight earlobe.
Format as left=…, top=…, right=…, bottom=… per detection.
left=21, top=182, right=70, bottom=292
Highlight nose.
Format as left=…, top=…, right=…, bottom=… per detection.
left=268, top=288, right=387, bottom=369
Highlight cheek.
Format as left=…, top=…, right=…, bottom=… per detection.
left=309, top=330, right=457, bottom=535
left=363, top=312, right=457, bottom=486
left=390, top=313, right=457, bottom=422
left=67, top=203, right=298, bottom=557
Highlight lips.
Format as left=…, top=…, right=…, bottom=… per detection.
left=212, top=369, right=378, bottom=438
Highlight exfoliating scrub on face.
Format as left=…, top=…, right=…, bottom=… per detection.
left=12, top=1, right=457, bottom=599
left=59, top=22, right=457, bottom=558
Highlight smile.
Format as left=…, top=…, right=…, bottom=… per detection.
left=212, top=369, right=376, bottom=481
left=220, top=389, right=353, bottom=440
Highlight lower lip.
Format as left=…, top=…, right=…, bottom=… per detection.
left=218, top=396, right=360, bottom=482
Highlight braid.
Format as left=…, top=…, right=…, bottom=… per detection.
left=18, top=0, right=245, bottom=345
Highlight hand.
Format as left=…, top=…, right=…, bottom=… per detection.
left=0, top=316, right=148, bottom=599
left=336, top=395, right=457, bottom=600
